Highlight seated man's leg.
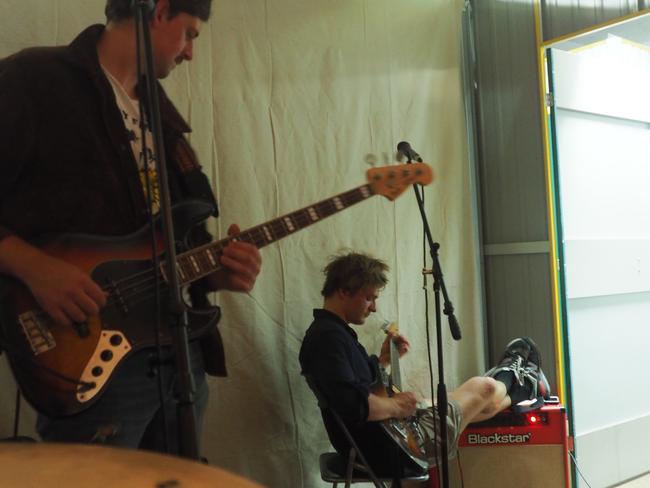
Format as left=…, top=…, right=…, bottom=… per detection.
left=448, top=376, right=510, bottom=428
left=417, top=377, right=511, bottom=467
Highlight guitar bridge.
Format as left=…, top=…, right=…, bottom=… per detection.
left=18, top=311, right=56, bottom=355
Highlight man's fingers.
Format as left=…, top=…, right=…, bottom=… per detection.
left=60, top=300, right=88, bottom=324
left=84, top=281, right=108, bottom=308
left=49, top=308, right=72, bottom=328
left=221, top=242, right=261, bottom=275
left=73, top=289, right=103, bottom=316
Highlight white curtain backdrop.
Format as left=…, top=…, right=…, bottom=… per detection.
left=0, top=1, right=485, bottom=486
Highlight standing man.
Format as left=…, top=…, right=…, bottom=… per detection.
left=0, top=0, right=261, bottom=453
left=299, top=252, right=540, bottom=477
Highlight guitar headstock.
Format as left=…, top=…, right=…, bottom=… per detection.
left=381, top=321, right=400, bottom=337
left=367, top=163, right=434, bottom=201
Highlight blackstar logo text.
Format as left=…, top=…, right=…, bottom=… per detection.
left=467, top=432, right=532, bottom=445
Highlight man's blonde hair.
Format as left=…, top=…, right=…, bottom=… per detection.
left=321, top=252, right=388, bottom=297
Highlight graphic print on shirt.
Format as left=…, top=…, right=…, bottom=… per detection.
left=119, top=108, right=160, bottom=215
left=103, top=67, right=160, bottom=214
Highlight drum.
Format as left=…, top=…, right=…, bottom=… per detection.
left=0, top=442, right=264, bottom=487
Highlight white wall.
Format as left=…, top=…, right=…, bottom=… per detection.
left=0, top=1, right=481, bottom=486
left=553, top=42, right=650, bottom=487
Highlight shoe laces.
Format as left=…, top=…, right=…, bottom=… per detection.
left=520, top=365, right=540, bottom=397
left=505, top=355, right=525, bottom=385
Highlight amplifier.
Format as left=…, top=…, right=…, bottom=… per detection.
left=430, top=404, right=571, bottom=488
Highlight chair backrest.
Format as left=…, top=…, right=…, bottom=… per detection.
left=302, top=373, right=387, bottom=488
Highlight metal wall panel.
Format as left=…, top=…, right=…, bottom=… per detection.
left=470, top=2, right=650, bottom=476
left=541, top=0, right=642, bottom=42
left=472, top=0, right=548, bottom=245
left=468, top=0, right=557, bottom=390
left=483, top=254, right=556, bottom=384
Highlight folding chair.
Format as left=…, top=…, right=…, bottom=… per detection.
left=303, top=374, right=429, bottom=488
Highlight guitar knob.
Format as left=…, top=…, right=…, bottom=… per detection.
left=100, top=350, right=114, bottom=362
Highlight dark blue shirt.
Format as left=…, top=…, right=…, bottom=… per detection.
left=300, top=309, right=414, bottom=476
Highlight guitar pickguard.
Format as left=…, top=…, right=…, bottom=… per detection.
left=77, top=330, right=131, bottom=404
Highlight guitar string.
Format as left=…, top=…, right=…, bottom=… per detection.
left=16, top=178, right=411, bottom=397
left=113, top=181, right=374, bottom=298
left=102, top=197, right=355, bottom=308
left=40, top=173, right=418, bottom=322
left=96, top=192, right=353, bottom=296
left=98, top=214, right=303, bottom=305
left=104, top=193, right=358, bottom=294
left=94, top=193, right=367, bottom=309
left=32, top=188, right=372, bottom=321
left=49, top=178, right=405, bottom=317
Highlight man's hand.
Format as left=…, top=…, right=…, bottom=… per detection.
left=208, top=223, right=261, bottom=292
left=0, top=236, right=106, bottom=327
left=392, top=391, right=418, bottom=418
left=378, top=331, right=411, bottom=366
left=26, top=256, right=107, bottom=327
left=367, top=391, right=418, bottom=420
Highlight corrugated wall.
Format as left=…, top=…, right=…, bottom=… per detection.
left=469, top=0, right=645, bottom=400
left=542, top=0, right=645, bottom=42
left=468, top=0, right=557, bottom=389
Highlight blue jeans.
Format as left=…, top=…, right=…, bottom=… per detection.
left=36, top=341, right=209, bottom=455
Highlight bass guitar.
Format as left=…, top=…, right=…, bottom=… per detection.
left=0, top=163, right=433, bottom=417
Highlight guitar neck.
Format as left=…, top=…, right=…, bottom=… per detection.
left=390, top=340, right=402, bottom=392
left=171, top=183, right=375, bottom=286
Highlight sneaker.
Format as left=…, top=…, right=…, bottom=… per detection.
left=521, top=337, right=552, bottom=402
left=484, top=338, right=531, bottom=386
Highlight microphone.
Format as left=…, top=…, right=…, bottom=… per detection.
left=397, top=141, right=423, bottom=163
left=448, top=314, right=462, bottom=341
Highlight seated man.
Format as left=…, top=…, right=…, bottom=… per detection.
left=299, top=252, right=543, bottom=477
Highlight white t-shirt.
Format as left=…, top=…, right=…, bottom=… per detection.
left=102, top=66, right=160, bottom=214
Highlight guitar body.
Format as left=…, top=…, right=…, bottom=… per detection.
left=0, top=201, right=220, bottom=417
left=372, top=384, right=430, bottom=470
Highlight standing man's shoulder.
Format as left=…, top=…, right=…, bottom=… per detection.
left=0, top=46, right=68, bottom=78
left=0, top=25, right=105, bottom=85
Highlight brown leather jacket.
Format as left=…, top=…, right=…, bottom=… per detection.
left=0, top=25, right=226, bottom=376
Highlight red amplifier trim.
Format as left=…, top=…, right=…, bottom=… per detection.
left=458, top=405, right=568, bottom=447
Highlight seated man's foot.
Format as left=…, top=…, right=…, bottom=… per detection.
left=521, top=337, right=551, bottom=401
left=507, top=337, right=554, bottom=413
left=484, top=338, right=531, bottom=387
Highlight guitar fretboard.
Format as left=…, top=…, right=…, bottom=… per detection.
left=170, top=184, right=375, bottom=286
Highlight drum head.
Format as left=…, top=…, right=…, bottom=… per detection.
left=0, top=442, right=263, bottom=487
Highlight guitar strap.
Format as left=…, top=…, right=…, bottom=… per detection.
left=169, top=136, right=219, bottom=217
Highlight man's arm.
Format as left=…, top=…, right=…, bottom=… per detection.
left=0, top=235, right=106, bottom=327
left=0, top=61, right=106, bottom=327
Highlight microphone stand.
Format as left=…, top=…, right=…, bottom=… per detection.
left=403, top=152, right=461, bottom=488
left=133, top=0, right=200, bottom=460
